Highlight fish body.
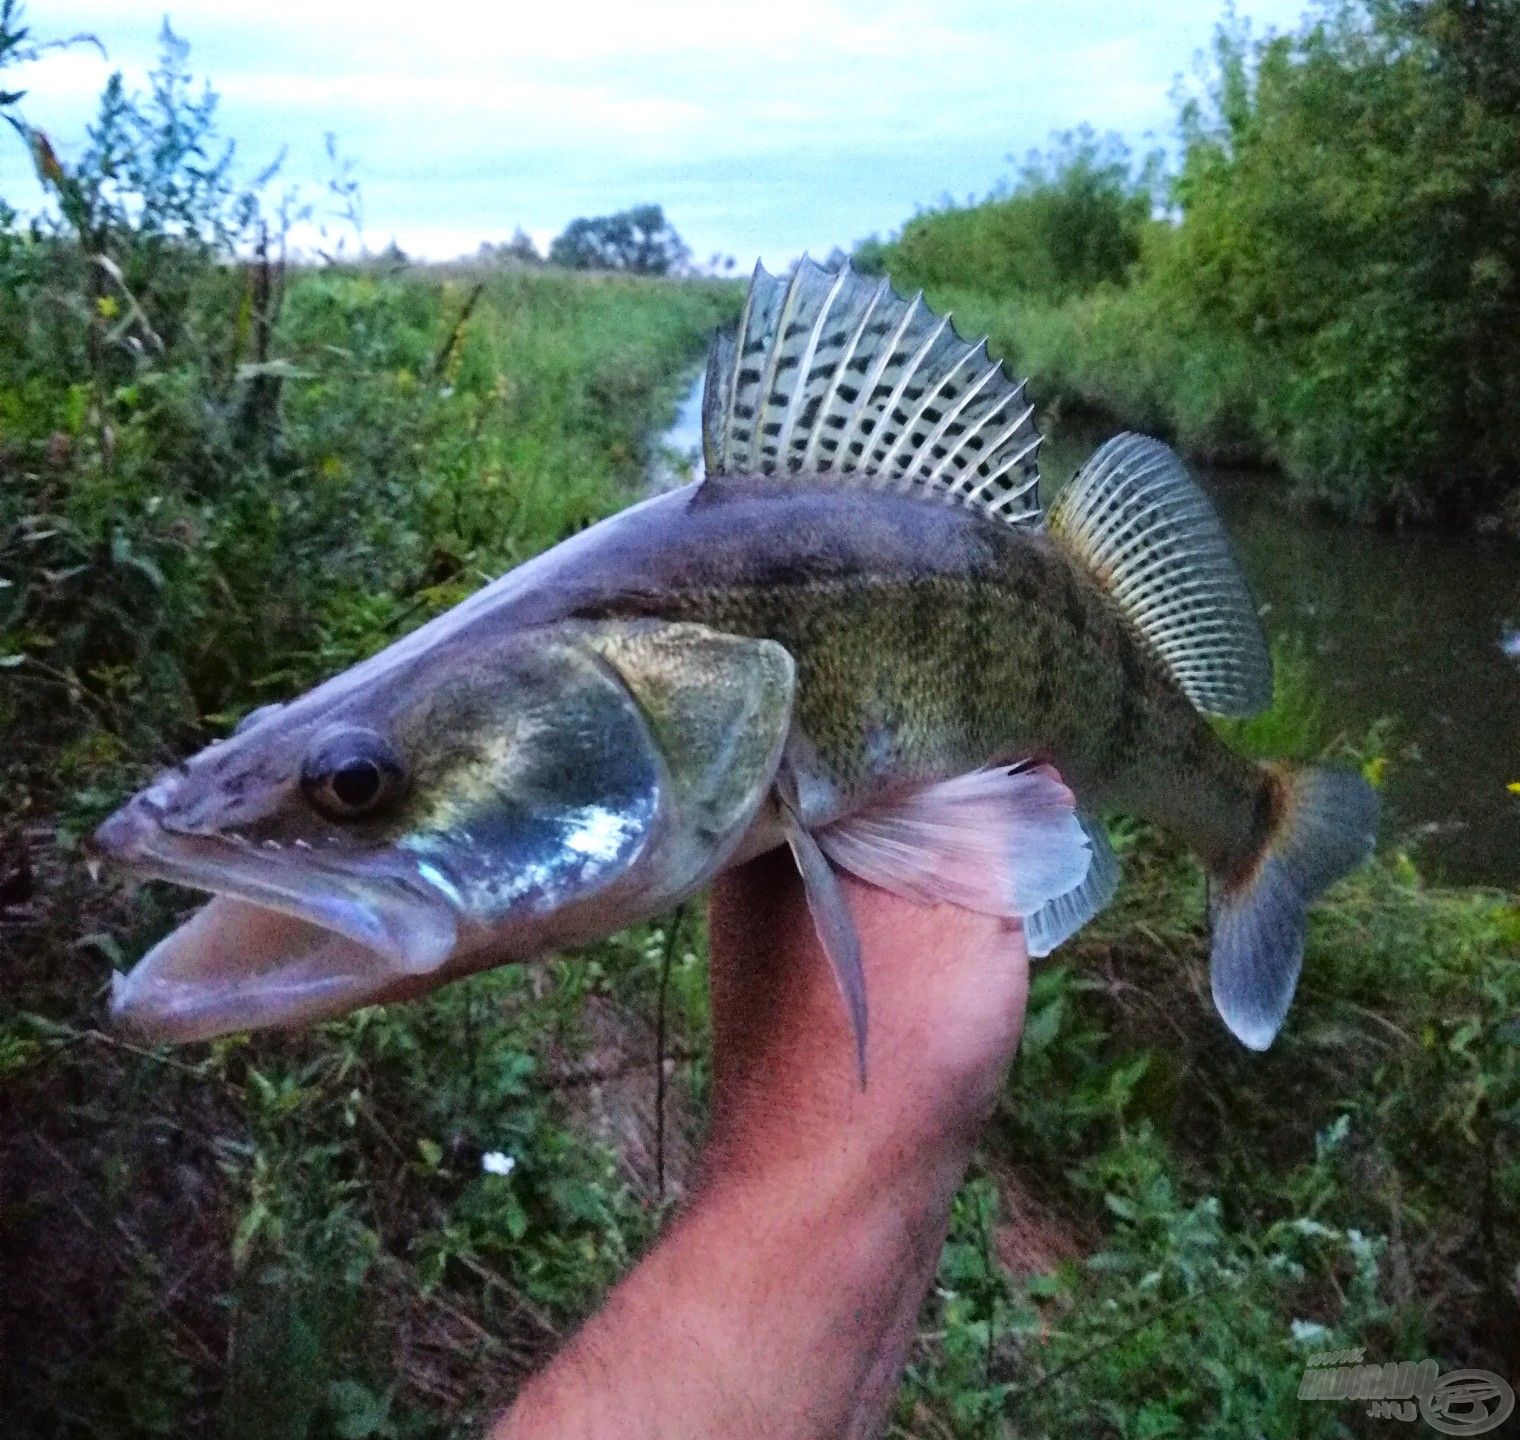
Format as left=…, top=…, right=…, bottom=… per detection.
left=92, top=261, right=1377, bottom=1057
left=546, top=479, right=1267, bottom=877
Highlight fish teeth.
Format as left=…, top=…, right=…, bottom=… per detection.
left=86, top=856, right=102, bottom=884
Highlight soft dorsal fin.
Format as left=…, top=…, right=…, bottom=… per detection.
left=1048, top=434, right=1273, bottom=718
left=702, top=258, right=1043, bottom=529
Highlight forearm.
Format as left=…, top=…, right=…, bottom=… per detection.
left=493, top=855, right=1027, bottom=1440
left=494, top=1123, right=974, bottom=1440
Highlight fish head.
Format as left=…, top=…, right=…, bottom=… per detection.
left=92, top=620, right=795, bottom=1043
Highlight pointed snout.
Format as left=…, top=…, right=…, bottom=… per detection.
left=86, top=792, right=165, bottom=863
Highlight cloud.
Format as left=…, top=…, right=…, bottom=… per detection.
left=0, top=0, right=1310, bottom=264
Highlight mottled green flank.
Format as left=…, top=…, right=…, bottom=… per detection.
left=592, top=484, right=1272, bottom=884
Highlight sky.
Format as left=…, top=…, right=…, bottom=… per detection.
left=0, top=0, right=1309, bottom=268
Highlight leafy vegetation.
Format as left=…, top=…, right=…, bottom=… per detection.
left=3, top=8, right=1516, bottom=1440
left=0, top=15, right=732, bottom=1435
left=897, top=649, right=1520, bottom=1434
left=888, top=129, right=1159, bottom=304
left=876, top=0, right=1520, bottom=527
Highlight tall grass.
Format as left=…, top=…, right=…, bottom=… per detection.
left=2, top=255, right=735, bottom=1435
left=874, top=0, right=1520, bottom=526
left=911, top=276, right=1278, bottom=468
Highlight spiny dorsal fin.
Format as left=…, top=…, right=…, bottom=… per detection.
left=702, top=258, right=1043, bottom=529
left=1048, top=434, right=1273, bottom=718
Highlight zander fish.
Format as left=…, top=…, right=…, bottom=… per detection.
left=90, top=261, right=1378, bottom=1069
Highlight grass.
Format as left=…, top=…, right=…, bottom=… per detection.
left=867, top=0, right=1520, bottom=529
left=3, top=260, right=1515, bottom=1440
left=7, top=11, right=1514, bottom=1437
left=898, top=670, right=1520, bottom=1438
left=913, top=856, right=1520, bottom=1439
left=903, top=279, right=1282, bottom=473
left=1, top=262, right=736, bottom=1437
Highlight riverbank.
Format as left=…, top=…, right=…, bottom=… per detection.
left=1038, top=421, right=1520, bottom=889
left=1, top=266, right=737, bottom=1435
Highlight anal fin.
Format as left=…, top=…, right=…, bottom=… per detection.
left=1024, top=813, right=1118, bottom=957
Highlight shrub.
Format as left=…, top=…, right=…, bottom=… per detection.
left=890, top=128, right=1158, bottom=303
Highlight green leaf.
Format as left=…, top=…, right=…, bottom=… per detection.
left=74, top=931, right=125, bottom=966
left=327, top=1380, right=392, bottom=1439
left=503, top=1194, right=530, bottom=1241
left=1105, top=1192, right=1138, bottom=1222
left=1020, top=994, right=1066, bottom=1054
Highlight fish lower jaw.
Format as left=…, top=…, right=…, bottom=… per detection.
left=107, top=893, right=461, bottom=1045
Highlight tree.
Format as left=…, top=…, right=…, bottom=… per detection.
left=887, top=128, right=1158, bottom=300
left=1168, top=0, right=1520, bottom=519
left=548, top=204, right=690, bottom=275
left=479, top=227, right=541, bottom=266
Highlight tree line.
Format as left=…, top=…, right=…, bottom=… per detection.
left=870, top=0, right=1520, bottom=527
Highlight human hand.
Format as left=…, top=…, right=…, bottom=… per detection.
left=494, top=850, right=1030, bottom=1440
left=705, top=846, right=1031, bottom=1183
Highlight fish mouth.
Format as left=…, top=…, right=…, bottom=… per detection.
left=92, top=801, right=463, bottom=1044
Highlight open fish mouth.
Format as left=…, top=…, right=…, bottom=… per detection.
left=91, top=803, right=462, bottom=1044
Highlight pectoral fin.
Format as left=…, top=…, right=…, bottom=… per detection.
left=775, top=763, right=1109, bottom=1086
left=779, top=800, right=869, bottom=1086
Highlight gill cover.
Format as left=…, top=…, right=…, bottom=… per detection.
left=396, top=619, right=797, bottom=937
left=584, top=621, right=797, bottom=852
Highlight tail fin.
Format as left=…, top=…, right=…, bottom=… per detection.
left=1211, top=766, right=1379, bottom=1050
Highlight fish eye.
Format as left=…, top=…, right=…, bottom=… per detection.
left=301, top=727, right=406, bottom=821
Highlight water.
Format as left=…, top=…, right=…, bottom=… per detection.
left=648, top=374, right=707, bottom=491
left=652, top=378, right=1519, bottom=887
left=1043, top=428, right=1520, bottom=890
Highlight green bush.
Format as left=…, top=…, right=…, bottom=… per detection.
left=875, top=0, right=1520, bottom=526
left=5, top=8, right=1516, bottom=1438
left=1, top=18, right=734, bottom=1435
left=890, top=128, right=1157, bottom=302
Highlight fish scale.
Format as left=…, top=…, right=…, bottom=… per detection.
left=581, top=484, right=1240, bottom=850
